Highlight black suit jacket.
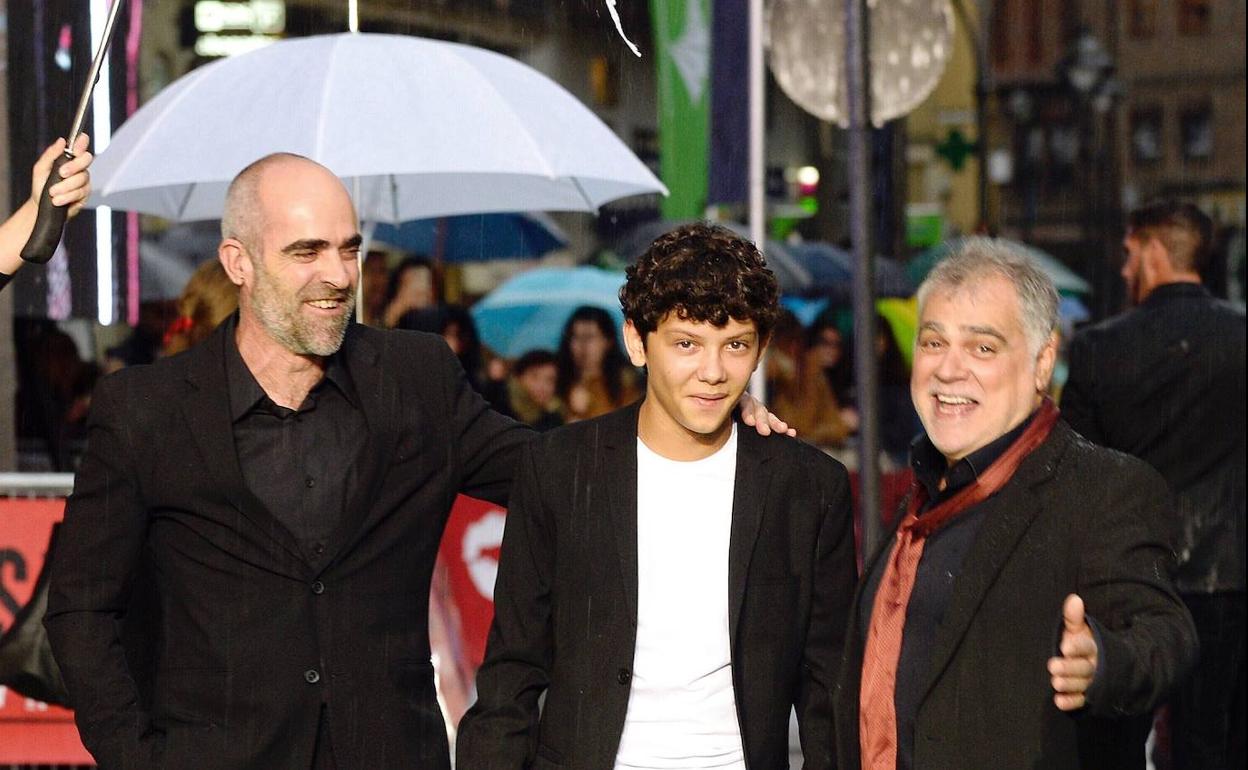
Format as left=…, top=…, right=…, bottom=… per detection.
left=44, top=320, right=530, bottom=770
left=833, top=421, right=1197, bottom=770
left=457, top=403, right=857, bottom=769
left=1062, top=282, right=1246, bottom=594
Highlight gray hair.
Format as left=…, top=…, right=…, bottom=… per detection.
left=915, top=237, right=1059, bottom=355
left=221, top=152, right=312, bottom=254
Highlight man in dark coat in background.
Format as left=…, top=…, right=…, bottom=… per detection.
left=834, top=238, right=1196, bottom=770
left=1063, top=200, right=1246, bottom=769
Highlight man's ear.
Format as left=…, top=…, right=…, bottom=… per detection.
left=219, top=239, right=250, bottom=288
left=1034, top=331, right=1059, bottom=393
left=623, top=320, right=648, bottom=367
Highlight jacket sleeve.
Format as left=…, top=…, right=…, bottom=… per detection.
left=1077, top=460, right=1197, bottom=718
left=433, top=338, right=534, bottom=506
left=43, top=375, right=160, bottom=769
left=456, top=440, right=554, bottom=769
left=1060, top=333, right=1106, bottom=446
left=795, top=458, right=857, bottom=770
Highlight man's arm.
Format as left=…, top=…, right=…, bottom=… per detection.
left=795, top=460, right=857, bottom=769
left=433, top=338, right=534, bottom=505
left=1, top=136, right=93, bottom=286
left=43, top=375, right=160, bottom=768
left=1059, top=333, right=1106, bottom=445
left=1058, top=462, right=1197, bottom=718
left=456, top=441, right=555, bottom=769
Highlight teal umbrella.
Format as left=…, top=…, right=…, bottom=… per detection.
left=471, top=266, right=626, bottom=358
left=910, top=238, right=1091, bottom=295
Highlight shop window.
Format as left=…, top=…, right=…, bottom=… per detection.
left=1178, top=0, right=1212, bottom=35
left=1130, top=107, right=1164, bottom=165
left=1180, top=103, right=1214, bottom=161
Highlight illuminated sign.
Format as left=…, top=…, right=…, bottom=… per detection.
left=194, top=0, right=284, bottom=57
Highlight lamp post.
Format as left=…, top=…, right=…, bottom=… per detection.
left=1057, top=27, right=1121, bottom=319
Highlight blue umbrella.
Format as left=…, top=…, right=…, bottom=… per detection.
left=787, top=242, right=915, bottom=298
left=471, top=266, right=626, bottom=358
left=372, top=212, right=568, bottom=262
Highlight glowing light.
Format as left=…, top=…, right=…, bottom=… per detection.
left=91, top=0, right=114, bottom=325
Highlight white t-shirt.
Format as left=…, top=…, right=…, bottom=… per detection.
left=614, top=425, right=746, bottom=770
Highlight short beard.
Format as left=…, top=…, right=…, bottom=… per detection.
left=250, top=261, right=354, bottom=357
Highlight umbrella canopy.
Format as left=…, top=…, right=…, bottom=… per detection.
left=88, top=33, right=665, bottom=222
left=909, top=237, right=1092, bottom=295
left=610, top=219, right=812, bottom=294
left=786, top=241, right=915, bottom=298
left=471, top=267, right=626, bottom=358
left=372, top=213, right=568, bottom=262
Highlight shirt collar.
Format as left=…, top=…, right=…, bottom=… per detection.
left=911, top=407, right=1039, bottom=504
left=225, top=326, right=359, bottom=421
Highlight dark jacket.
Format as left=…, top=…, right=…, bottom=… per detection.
left=44, top=320, right=531, bottom=770
left=833, top=420, right=1197, bottom=770
left=457, top=403, right=858, bottom=769
left=1062, top=282, right=1246, bottom=593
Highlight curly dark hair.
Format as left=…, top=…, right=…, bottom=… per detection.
left=620, top=222, right=780, bottom=341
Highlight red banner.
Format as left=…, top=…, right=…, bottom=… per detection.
left=0, top=497, right=93, bottom=764
left=438, top=495, right=507, bottom=670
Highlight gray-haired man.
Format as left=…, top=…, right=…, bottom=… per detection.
left=832, top=238, right=1196, bottom=769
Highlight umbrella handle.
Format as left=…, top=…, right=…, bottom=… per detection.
left=19, top=152, right=73, bottom=265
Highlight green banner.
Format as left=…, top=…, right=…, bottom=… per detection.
left=651, top=0, right=710, bottom=219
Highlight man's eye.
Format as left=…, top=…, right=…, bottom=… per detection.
left=727, top=340, right=749, bottom=351
left=676, top=340, right=695, bottom=349
left=976, top=344, right=996, bottom=355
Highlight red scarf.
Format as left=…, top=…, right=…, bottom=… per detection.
left=858, top=398, right=1059, bottom=769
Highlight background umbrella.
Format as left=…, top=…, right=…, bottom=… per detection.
left=471, top=266, right=626, bottom=358
left=371, top=213, right=568, bottom=262
left=87, top=33, right=665, bottom=222
left=609, top=219, right=812, bottom=294
left=909, top=237, right=1092, bottom=295
left=787, top=241, right=914, bottom=298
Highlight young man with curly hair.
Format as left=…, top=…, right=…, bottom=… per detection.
left=457, top=222, right=857, bottom=769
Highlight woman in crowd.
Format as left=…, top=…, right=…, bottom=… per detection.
left=382, top=256, right=439, bottom=328
left=162, top=259, right=239, bottom=356
left=766, top=310, right=850, bottom=448
left=555, top=305, right=640, bottom=422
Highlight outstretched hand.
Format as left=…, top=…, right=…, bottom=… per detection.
left=737, top=391, right=796, bottom=437
left=1048, top=593, right=1099, bottom=711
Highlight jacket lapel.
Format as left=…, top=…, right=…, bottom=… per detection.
left=180, top=319, right=306, bottom=567
left=917, top=424, right=1071, bottom=702
left=727, top=424, right=773, bottom=651
left=603, top=403, right=642, bottom=619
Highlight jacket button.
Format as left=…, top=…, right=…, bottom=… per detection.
left=311, top=580, right=325, bottom=595
left=304, top=669, right=321, bottom=684
left=616, top=668, right=631, bottom=685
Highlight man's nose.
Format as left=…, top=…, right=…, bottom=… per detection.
left=698, top=349, right=727, bottom=384
left=320, top=250, right=356, bottom=289
left=933, top=346, right=967, bottom=381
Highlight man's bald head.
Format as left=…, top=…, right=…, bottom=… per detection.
left=221, top=153, right=352, bottom=255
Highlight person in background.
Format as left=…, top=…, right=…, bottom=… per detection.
left=555, top=304, right=641, bottom=422
left=360, top=250, right=390, bottom=326
left=161, top=259, right=240, bottom=356
left=876, top=314, right=921, bottom=467
left=809, top=312, right=860, bottom=433
left=383, top=255, right=438, bottom=327
left=767, top=310, right=850, bottom=448
left=0, top=136, right=93, bottom=292
left=1062, top=200, right=1245, bottom=769
left=14, top=321, right=99, bottom=471
left=504, top=349, right=563, bottom=432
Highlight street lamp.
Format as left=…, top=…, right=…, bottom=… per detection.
left=1057, top=26, right=1122, bottom=319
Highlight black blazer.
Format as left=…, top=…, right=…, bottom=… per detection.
left=44, top=319, right=530, bottom=770
left=1062, top=282, right=1246, bottom=594
left=833, top=421, right=1197, bottom=770
left=456, top=403, right=857, bottom=769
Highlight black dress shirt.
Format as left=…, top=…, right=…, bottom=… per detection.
left=225, top=334, right=367, bottom=569
left=860, top=409, right=1037, bottom=770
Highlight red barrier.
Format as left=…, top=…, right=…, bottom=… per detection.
left=0, top=497, right=93, bottom=765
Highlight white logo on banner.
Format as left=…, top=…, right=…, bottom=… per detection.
left=462, top=510, right=507, bottom=601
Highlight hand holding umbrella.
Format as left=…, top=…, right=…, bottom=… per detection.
left=0, top=136, right=94, bottom=288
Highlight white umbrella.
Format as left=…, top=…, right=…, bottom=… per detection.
left=88, top=33, right=666, bottom=222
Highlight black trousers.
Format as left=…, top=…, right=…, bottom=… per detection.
left=1170, top=592, right=1246, bottom=770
